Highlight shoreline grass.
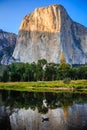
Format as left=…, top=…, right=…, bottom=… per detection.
left=0, top=80, right=87, bottom=92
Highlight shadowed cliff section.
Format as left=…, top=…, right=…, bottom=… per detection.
left=13, top=4, right=87, bottom=65
left=0, top=29, right=17, bottom=64
left=13, top=30, right=61, bottom=63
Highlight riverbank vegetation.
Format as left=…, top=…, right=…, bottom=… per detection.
left=0, top=80, right=87, bottom=92
left=0, top=59, right=87, bottom=82
left=0, top=59, right=87, bottom=91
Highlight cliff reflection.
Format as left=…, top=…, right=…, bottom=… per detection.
left=10, top=108, right=66, bottom=130
left=66, top=103, right=87, bottom=130
left=0, top=90, right=87, bottom=130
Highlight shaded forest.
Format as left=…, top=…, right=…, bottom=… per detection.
left=0, top=59, right=87, bottom=82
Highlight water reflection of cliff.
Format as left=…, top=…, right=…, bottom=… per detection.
left=10, top=108, right=66, bottom=130
left=0, top=90, right=87, bottom=130
left=66, top=103, right=87, bottom=130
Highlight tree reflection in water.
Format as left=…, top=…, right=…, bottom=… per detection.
left=0, top=90, right=87, bottom=130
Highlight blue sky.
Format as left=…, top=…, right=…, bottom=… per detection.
left=0, top=0, right=87, bottom=34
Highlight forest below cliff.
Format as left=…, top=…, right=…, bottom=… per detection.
left=0, top=59, right=87, bottom=82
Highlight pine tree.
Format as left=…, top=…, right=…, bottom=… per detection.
left=60, top=52, right=66, bottom=64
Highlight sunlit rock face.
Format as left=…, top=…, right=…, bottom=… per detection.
left=13, top=4, right=87, bottom=64
left=0, top=29, right=17, bottom=64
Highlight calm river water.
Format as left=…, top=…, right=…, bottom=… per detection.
left=0, top=90, right=87, bottom=130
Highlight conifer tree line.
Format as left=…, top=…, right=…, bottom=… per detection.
left=0, top=58, right=87, bottom=82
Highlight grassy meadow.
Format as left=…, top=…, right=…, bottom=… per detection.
left=0, top=80, right=87, bottom=92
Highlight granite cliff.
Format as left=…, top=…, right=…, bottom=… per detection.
left=0, top=29, right=17, bottom=64
left=13, top=4, right=87, bottom=64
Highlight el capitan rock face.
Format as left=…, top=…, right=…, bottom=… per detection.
left=0, top=29, right=17, bottom=64
left=13, top=4, right=87, bottom=65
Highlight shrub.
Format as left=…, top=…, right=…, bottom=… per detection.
left=63, top=77, right=71, bottom=84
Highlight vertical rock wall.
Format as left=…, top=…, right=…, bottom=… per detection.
left=13, top=4, right=87, bottom=65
